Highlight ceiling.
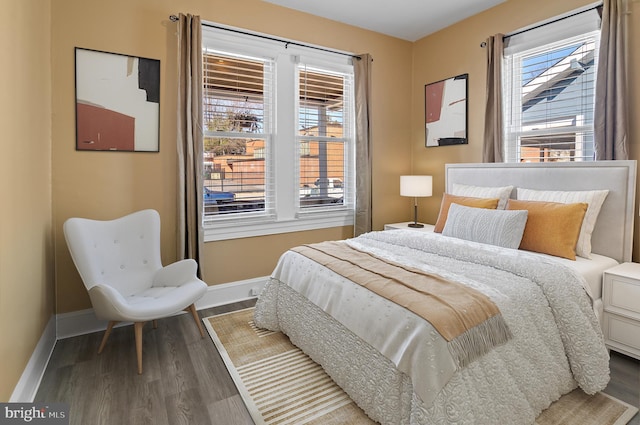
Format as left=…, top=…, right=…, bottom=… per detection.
left=262, top=0, right=506, bottom=42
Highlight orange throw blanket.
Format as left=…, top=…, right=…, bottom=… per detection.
left=292, top=241, right=512, bottom=367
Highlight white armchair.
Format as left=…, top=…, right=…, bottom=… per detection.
left=63, top=209, right=207, bottom=374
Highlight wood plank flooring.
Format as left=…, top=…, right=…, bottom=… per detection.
left=36, top=301, right=257, bottom=425
left=35, top=300, right=640, bottom=425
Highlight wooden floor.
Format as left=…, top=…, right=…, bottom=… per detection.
left=36, top=300, right=640, bottom=425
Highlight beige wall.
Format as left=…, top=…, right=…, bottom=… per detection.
left=0, top=0, right=54, bottom=401
left=411, top=0, right=640, bottom=260
left=51, top=0, right=413, bottom=313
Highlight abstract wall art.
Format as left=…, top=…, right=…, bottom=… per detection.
left=425, top=73, right=468, bottom=147
left=75, top=48, right=160, bottom=152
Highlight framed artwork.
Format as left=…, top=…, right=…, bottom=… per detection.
left=425, top=73, right=468, bottom=147
left=74, top=48, right=160, bottom=152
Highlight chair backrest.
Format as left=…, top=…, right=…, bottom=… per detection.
left=63, top=209, right=163, bottom=297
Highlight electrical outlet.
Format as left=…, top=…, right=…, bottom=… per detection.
left=249, top=287, right=261, bottom=296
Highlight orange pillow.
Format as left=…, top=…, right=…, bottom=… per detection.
left=434, top=194, right=500, bottom=233
left=506, top=199, right=587, bottom=260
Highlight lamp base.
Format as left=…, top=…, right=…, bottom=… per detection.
left=408, top=222, right=424, bottom=228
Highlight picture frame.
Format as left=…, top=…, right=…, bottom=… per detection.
left=425, top=73, right=468, bottom=147
left=74, top=48, right=160, bottom=152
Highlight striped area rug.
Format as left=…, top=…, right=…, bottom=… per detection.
left=205, top=308, right=638, bottom=425
left=204, top=308, right=374, bottom=425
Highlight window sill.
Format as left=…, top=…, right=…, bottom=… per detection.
left=203, top=209, right=354, bottom=242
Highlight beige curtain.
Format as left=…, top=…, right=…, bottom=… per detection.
left=594, top=0, right=628, bottom=160
left=176, top=14, right=204, bottom=276
left=482, top=34, right=505, bottom=163
left=354, top=54, right=373, bottom=236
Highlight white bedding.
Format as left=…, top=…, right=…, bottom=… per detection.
left=539, top=252, right=618, bottom=300
left=254, top=229, right=611, bottom=425
left=534, top=251, right=617, bottom=327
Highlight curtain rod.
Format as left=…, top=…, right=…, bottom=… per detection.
left=502, top=3, right=601, bottom=41
left=169, top=15, right=361, bottom=60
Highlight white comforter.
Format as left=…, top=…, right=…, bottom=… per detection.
left=254, top=230, right=610, bottom=424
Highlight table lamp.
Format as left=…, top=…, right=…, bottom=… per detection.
left=400, top=175, right=433, bottom=228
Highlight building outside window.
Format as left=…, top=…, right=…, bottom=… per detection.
left=201, top=24, right=355, bottom=241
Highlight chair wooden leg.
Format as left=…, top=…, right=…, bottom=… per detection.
left=134, top=322, right=144, bottom=374
left=98, top=321, right=118, bottom=354
left=186, top=303, right=205, bottom=337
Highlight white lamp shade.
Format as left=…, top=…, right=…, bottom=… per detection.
left=400, top=175, right=433, bottom=197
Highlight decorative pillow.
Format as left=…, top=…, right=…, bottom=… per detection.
left=434, top=193, right=500, bottom=233
left=452, top=183, right=514, bottom=209
left=506, top=199, right=588, bottom=260
left=516, top=188, right=609, bottom=259
left=442, top=203, right=528, bottom=249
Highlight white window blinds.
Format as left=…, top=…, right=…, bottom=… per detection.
left=297, top=64, right=353, bottom=210
left=503, top=7, right=600, bottom=162
left=202, top=50, right=275, bottom=217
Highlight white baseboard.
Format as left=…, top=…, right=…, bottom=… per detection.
left=56, top=307, right=111, bottom=340
left=56, top=276, right=269, bottom=339
left=195, top=276, right=268, bottom=310
left=10, top=316, right=56, bottom=402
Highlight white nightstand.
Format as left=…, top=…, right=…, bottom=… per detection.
left=384, top=222, right=435, bottom=232
left=603, top=262, right=640, bottom=360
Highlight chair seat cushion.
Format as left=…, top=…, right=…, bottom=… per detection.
left=90, top=279, right=207, bottom=322
left=125, top=280, right=207, bottom=321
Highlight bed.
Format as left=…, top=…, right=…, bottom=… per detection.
left=254, top=161, right=637, bottom=425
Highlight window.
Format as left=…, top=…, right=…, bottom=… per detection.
left=203, top=52, right=272, bottom=217
left=503, top=8, right=600, bottom=163
left=298, top=64, right=352, bottom=210
left=201, top=24, right=356, bottom=241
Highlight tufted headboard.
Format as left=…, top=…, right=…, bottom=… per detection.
left=445, top=161, right=637, bottom=263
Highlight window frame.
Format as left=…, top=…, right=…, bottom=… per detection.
left=295, top=61, right=355, bottom=215
left=201, top=24, right=356, bottom=242
left=501, top=9, right=600, bottom=163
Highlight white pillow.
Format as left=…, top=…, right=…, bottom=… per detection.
left=442, top=203, right=528, bottom=249
left=516, top=188, right=609, bottom=259
left=451, top=183, right=514, bottom=209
